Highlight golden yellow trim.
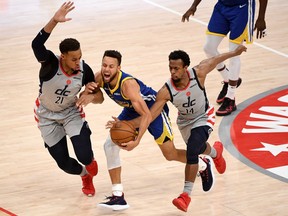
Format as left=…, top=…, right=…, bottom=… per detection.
left=155, top=124, right=174, bottom=145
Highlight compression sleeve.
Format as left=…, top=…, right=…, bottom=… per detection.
left=82, top=62, right=95, bottom=86
left=31, top=28, right=50, bottom=62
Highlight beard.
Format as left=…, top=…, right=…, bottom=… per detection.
left=172, top=77, right=181, bottom=83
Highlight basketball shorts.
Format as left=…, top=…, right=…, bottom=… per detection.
left=118, top=104, right=174, bottom=145
left=207, top=0, right=255, bottom=44
left=34, top=102, right=85, bottom=147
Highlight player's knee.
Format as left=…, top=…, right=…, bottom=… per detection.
left=104, top=135, right=121, bottom=170
left=187, top=154, right=199, bottom=165
left=162, top=151, right=175, bottom=161
left=203, top=43, right=217, bottom=57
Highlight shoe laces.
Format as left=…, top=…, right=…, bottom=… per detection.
left=104, top=195, right=118, bottom=201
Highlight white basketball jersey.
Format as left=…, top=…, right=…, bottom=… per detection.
left=165, top=68, right=215, bottom=142
left=38, top=56, right=84, bottom=112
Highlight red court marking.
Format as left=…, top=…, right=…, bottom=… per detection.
left=230, top=88, right=288, bottom=169
left=0, top=207, right=17, bottom=216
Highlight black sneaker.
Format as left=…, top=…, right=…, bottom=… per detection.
left=199, top=156, right=214, bottom=192
left=216, top=78, right=242, bottom=104
left=216, top=97, right=236, bottom=116
left=98, top=193, right=130, bottom=211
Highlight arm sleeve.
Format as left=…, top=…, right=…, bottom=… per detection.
left=82, top=62, right=95, bottom=86
left=31, top=28, right=51, bottom=62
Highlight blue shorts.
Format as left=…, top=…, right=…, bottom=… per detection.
left=207, top=0, right=255, bottom=44
left=118, top=104, right=173, bottom=144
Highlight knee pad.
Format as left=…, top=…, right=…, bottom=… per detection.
left=186, top=127, right=209, bottom=164
left=104, top=134, right=121, bottom=170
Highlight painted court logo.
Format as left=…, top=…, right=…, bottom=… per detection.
left=219, top=85, right=288, bottom=183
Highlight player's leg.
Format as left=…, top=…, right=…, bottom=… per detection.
left=98, top=134, right=129, bottom=211
left=70, top=121, right=97, bottom=196
left=172, top=126, right=213, bottom=212
left=216, top=3, right=252, bottom=115
left=46, top=136, right=92, bottom=195
left=149, top=106, right=186, bottom=163
left=46, top=136, right=83, bottom=175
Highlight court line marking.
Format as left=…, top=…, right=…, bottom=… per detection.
left=143, top=0, right=288, bottom=58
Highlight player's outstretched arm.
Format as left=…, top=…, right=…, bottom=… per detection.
left=196, top=45, right=247, bottom=78
left=44, top=1, right=75, bottom=34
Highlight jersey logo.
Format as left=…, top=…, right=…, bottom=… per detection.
left=219, top=85, right=288, bottom=183
left=55, top=85, right=71, bottom=104
left=239, top=4, right=246, bottom=8
left=172, top=92, right=180, bottom=97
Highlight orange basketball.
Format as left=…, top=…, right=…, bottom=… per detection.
left=110, top=121, right=137, bottom=145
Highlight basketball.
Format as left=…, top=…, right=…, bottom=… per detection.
left=110, top=120, right=137, bottom=145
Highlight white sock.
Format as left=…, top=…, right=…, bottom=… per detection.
left=183, top=181, right=193, bottom=196
left=217, top=65, right=229, bottom=82
left=80, top=166, right=88, bottom=176
left=226, top=85, right=236, bottom=100
left=112, top=184, right=123, bottom=196
left=209, top=147, right=217, bottom=159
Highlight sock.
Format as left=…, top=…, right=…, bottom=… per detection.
left=209, top=147, right=217, bottom=159
left=80, top=166, right=88, bottom=177
left=217, top=65, right=229, bottom=82
left=183, top=181, right=193, bottom=196
left=226, top=85, right=236, bottom=100
left=112, top=184, right=123, bottom=196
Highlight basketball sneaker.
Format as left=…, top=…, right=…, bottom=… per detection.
left=98, top=193, right=130, bottom=211
left=172, top=192, right=191, bottom=212
left=216, top=78, right=242, bottom=104
left=216, top=97, right=236, bottom=116
left=85, top=159, right=98, bottom=176
left=198, top=156, right=214, bottom=192
left=212, top=141, right=226, bottom=174
left=81, top=174, right=95, bottom=196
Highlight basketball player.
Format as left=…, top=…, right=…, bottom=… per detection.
left=130, top=45, right=247, bottom=212
left=78, top=50, right=214, bottom=210
left=182, top=0, right=267, bottom=116
left=32, top=1, right=103, bottom=197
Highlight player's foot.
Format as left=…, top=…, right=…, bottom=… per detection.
left=216, top=97, right=236, bottom=116
left=81, top=174, right=95, bottom=196
left=85, top=159, right=98, bottom=176
left=216, top=78, right=242, bottom=104
left=212, top=141, right=226, bottom=174
left=172, top=192, right=191, bottom=212
left=98, top=193, right=129, bottom=211
left=199, top=156, right=214, bottom=192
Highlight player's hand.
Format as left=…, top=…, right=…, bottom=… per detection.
left=235, top=45, right=247, bottom=55
left=181, top=6, right=197, bottom=22
left=84, top=82, right=99, bottom=94
left=254, top=19, right=266, bottom=39
left=76, top=94, right=95, bottom=107
left=105, top=116, right=119, bottom=129
left=53, top=1, right=75, bottom=23
left=120, top=139, right=139, bottom=151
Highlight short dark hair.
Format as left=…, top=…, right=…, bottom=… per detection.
left=103, top=50, right=122, bottom=65
left=59, top=38, right=80, bottom=54
left=168, top=50, right=190, bottom=67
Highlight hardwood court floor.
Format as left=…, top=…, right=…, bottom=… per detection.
left=0, top=0, right=287, bottom=215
